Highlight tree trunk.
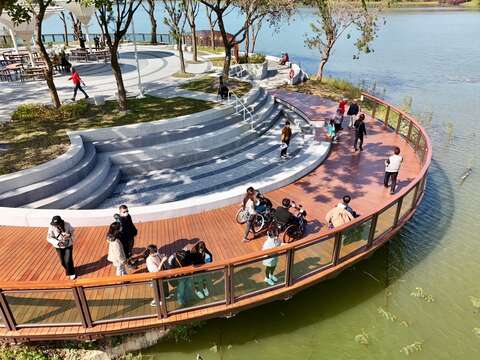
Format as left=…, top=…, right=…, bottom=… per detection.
left=149, top=8, right=157, bottom=44
left=70, top=13, right=85, bottom=49
left=110, top=48, right=127, bottom=111
left=178, top=38, right=186, bottom=73
left=223, top=46, right=232, bottom=80
left=317, top=39, right=334, bottom=82
left=244, top=22, right=250, bottom=63
left=35, top=10, right=60, bottom=108
left=191, top=23, right=198, bottom=62
left=210, top=28, right=215, bottom=49
left=60, top=13, right=69, bottom=46
left=317, top=59, right=327, bottom=82
left=206, top=6, right=216, bottom=49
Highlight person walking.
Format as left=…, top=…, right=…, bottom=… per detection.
left=338, top=98, right=348, bottom=116
left=334, top=109, right=344, bottom=135
left=347, top=99, right=360, bottom=128
left=47, top=215, right=76, bottom=279
left=280, top=121, right=292, bottom=159
left=106, top=222, right=128, bottom=276
left=262, top=231, right=282, bottom=286
left=69, top=68, right=89, bottom=101
left=116, top=205, right=138, bottom=269
left=384, top=146, right=403, bottom=194
left=354, top=114, right=367, bottom=151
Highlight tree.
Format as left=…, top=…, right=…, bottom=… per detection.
left=162, top=0, right=187, bottom=74
left=92, top=0, right=143, bottom=111
left=69, top=12, right=86, bottom=49
left=141, top=0, right=157, bottom=45
left=58, top=11, right=69, bottom=46
left=204, top=4, right=218, bottom=49
left=200, top=0, right=294, bottom=79
left=305, top=0, right=379, bottom=82
left=183, top=0, right=199, bottom=62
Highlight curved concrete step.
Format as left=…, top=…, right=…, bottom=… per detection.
left=114, top=105, right=282, bottom=176
left=91, top=91, right=270, bottom=153
left=0, top=143, right=97, bottom=207
left=69, top=166, right=121, bottom=209
left=24, top=155, right=112, bottom=209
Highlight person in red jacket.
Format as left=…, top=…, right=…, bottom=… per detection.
left=69, top=68, right=89, bottom=101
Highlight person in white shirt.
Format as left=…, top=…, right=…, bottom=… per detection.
left=262, top=231, right=282, bottom=286
left=242, top=188, right=257, bottom=242
left=384, top=146, right=403, bottom=194
left=145, top=244, right=169, bottom=306
left=47, top=215, right=76, bottom=279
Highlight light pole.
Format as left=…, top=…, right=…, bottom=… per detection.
left=131, top=15, right=143, bottom=98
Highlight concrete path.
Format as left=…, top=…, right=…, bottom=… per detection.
left=0, top=45, right=211, bottom=122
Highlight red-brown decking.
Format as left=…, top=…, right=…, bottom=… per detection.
left=0, top=91, right=428, bottom=341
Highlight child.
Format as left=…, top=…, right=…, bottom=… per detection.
left=106, top=222, right=127, bottom=276
left=262, top=231, right=282, bottom=286
left=327, top=119, right=337, bottom=143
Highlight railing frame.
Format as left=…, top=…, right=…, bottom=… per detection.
left=0, top=92, right=432, bottom=336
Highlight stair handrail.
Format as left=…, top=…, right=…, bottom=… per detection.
left=228, top=89, right=255, bottom=131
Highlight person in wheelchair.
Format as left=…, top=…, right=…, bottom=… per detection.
left=255, top=190, right=273, bottom=214
left=274, top=198, right=299, bottom=229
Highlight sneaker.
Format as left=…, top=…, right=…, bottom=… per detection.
left=70, top=98, right=75, bottom=102
left=270, top=274, right=278, bottom=282
left=202, top=287, right=210, bottom=297
left=69, top=274, right=77, bottom=280
left=242, top=238, right=250, bottom=243
left=150, top=300, right=156, bottom=307
left=390, top=190, right=395, bottom=195
left=195, top=289, right=205, bottom=299
left=165, top=293, right=175, bottom=300
left=264, top=277, right=275, bottom=286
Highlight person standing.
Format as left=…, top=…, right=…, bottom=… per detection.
left=384, top=146, right=403, bottom=194
left=354, top=114, right=367, bottom=151
left=334, top=109, right=344, bottom=135
left=117, top=204, right=138, bottom=269
left=338, top=98, right=348, bottom=116
left=262, top=231, right=282, bottom=286
left=106, top=222, right=127, bottom=276
left=242, top=191, right=257, bottom=242
left=69, top=68, right=89, bottom=102
left=94, top=35, right=100, bottom=50
left=47, top=216, right=76, bottom=279
left=347, top=99, right=360, bottom=128
left=280, top=121, right=292, bottom=159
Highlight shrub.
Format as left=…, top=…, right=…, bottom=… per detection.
left=238, top=53, right=266, bottom=64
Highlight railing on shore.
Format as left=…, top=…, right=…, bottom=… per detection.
left=0, top=92, right=431, bottom=336
left=0, top=33, right=174, bottom=47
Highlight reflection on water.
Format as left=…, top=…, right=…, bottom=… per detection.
left=43, top=7, right=480, bottom=360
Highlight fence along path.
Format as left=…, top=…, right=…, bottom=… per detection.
left=0, top=91, right=430, bottom=340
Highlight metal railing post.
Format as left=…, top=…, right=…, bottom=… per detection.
left=333, top=233, right=342, bottom=266
left=371, top=101, right=378, bottom=120
left=414, top=131, right=422, bottom=152
left=154, top=278, right=167, bottom=319
left=367, top=215, right=378, bottom=248
left=285, top=248, right=295, bottom=287
left=72, top=286, right=93, bottom=328
left=396, top=114, right=403, bottom=134
left=393, top=198, right=403, bottom=227
left=225, top=265, right=233, bottom=305
left=384, top=106, right=390, bottom=127
left=0, top=290, right=16, bottom=331
left=407, top=120, right=413, bottom=140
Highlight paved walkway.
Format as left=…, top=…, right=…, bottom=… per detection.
left=0, top=90, right=421, bottom=282
left=0, top=45, right=211, bottom=122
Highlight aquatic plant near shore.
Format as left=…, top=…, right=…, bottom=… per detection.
left=377, top=307, right=398, bottom=322
left=469, top=296, right=480, bottom=310
left=400, top=341, right=424, bottom=356
left=410, top=287, right=435, bottom=302
left=354, top=329, right=370, bottom=346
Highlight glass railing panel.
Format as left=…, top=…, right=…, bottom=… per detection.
left=4, top=289, right=82, bottom=326
left=398, top=117, right=410, bottom=137
left=398, top=186, right=418, bottom=221
left=164, top=269, right=225, bottom=313
left=375, top=103, right=388, bottom=123
left=84, top=282, right=156, bottom=323
left=388, top=110, right=400, bottom=130
left=292, top=236, right=335, bottom=281
left=233, top=253, right=287, bottom=299
left=374, top=202, right=399, bottom=239
left=339, top=219, right=373, bottom=259
left=409, top=125, right=420, bottom=146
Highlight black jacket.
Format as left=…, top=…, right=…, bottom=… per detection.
left=354, top=120, right=367, bottom=137
left=119, top=214, right=137, bottom=241
left=347, top=103, right=359, bottom=116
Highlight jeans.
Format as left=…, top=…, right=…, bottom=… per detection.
left=384, top=171, right=398, bottom=193
left=121, top=237, right=134, bottom=260
left=73, top=83, right=88, bottom=100
left=56, top=246, right=75, bottom=276
left=354, top=134, right=364, bottom=150
left=281, top=139, right=290, bottom=157
left=348, top=115, right=356, bottom=127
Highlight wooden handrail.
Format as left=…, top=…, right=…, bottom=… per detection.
left=0, top=93, right=432, bottom=332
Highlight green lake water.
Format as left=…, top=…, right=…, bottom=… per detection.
left=139, top=9, right=480, bottom=360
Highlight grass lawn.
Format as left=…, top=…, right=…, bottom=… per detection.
left=179, top=77, right=252, bottom=97
left=0, top=96, right=216, bottom=176
left=280, top=77, right=362, bottom=102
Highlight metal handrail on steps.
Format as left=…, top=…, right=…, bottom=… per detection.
left=228, top=89, right=255, bottom=131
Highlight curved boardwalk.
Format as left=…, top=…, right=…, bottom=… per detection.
left=0, top=91, right=428, bottom=340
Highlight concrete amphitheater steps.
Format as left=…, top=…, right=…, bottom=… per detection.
left=0, top=143, right=97, bottom=207
left=106, top=97, right=281, bottom=175
left=24, top=155, right=114, bottom=209
left=99, top=127, right=306, bottom=208
left=91, top=90, right=270, bottom=153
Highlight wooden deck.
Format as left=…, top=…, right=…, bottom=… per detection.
left=0, top=91, right=428, bottom=340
